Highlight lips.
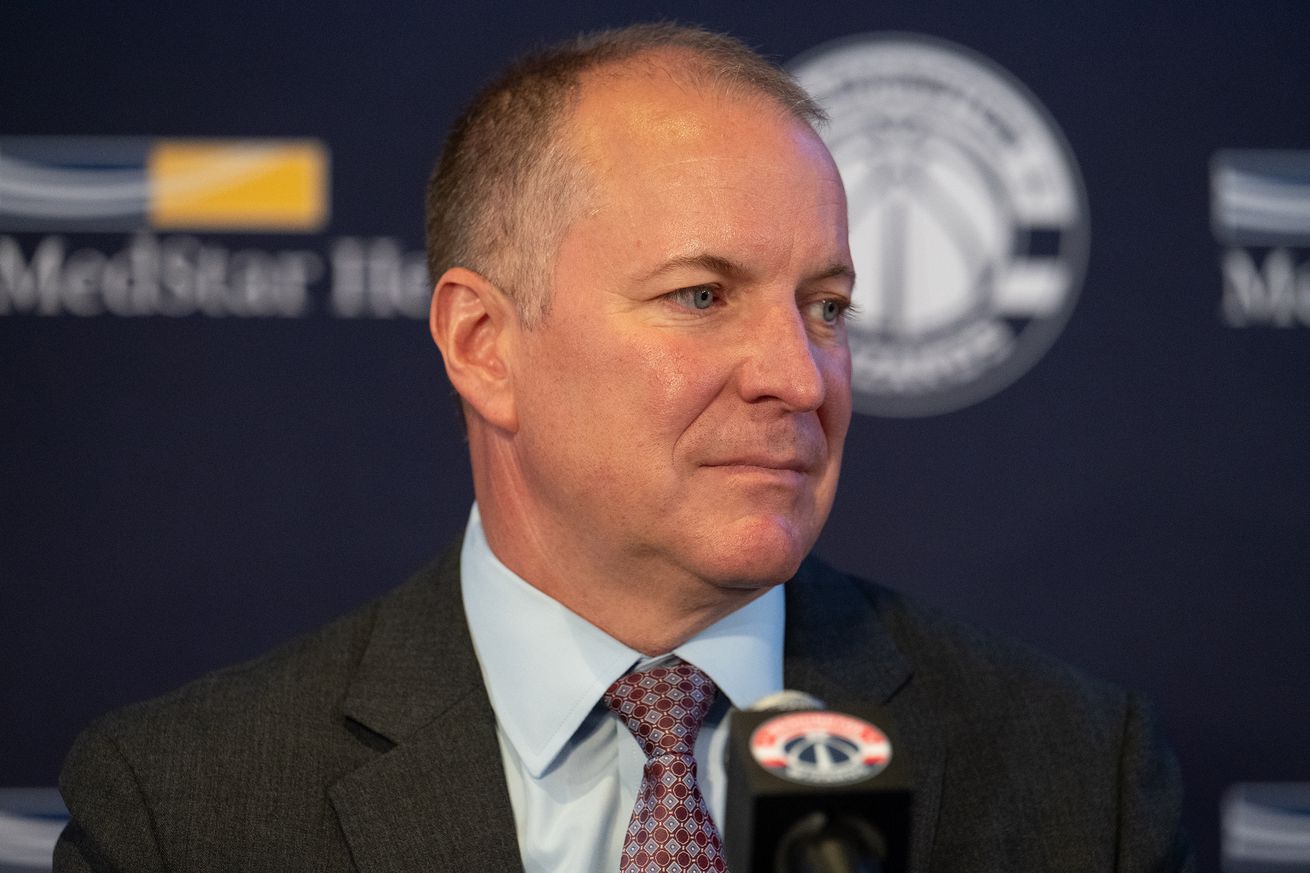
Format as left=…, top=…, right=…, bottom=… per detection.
left=696, top=418, right=829, bottom=475
left=699, top=426, right=826, bottom=474
left=704, top=455, right=812, bottom=473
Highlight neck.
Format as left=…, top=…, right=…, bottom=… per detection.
left=478, top=506, right=769, bottom=655
left=468, top=428, right=779, bottom=654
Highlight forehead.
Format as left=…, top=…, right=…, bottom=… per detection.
left=559, top=65, right=849, bottom=276
left=570, top=65, right=836, bottom=194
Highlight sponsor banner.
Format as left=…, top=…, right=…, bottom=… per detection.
left=792, top=34, right=1089, bottom=417
left=1212, top=150, right=1310, bottom=328
left=1212, top=151, right=1310, bottom=247
left=1222, top=783, right=1310, bottom=872
left=0, top=233, right=428, bottom=319
left=0, top=787, right=66, bottom=873
left=0, top=137, right=329, bottom=234
left=0, top=136, right=428, bottom=319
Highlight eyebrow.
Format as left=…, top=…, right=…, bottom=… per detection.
left=638, top=253, right=856, bottom=287
left=638, top=253, right=748, bottom=283
left=809, top=262, right=857, bottom=286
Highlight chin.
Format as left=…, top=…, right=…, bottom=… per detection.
left=693, top=513, right=816, bottom=588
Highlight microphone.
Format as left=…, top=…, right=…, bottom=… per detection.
left=723, top=692, right=912, bottom=873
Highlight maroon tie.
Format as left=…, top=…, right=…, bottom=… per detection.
left=603, top=661, right=727, bottom=873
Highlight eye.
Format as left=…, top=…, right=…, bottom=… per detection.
left=808, top=297, right=849, bottom=325
left=668, top=285, right=720, bottom=311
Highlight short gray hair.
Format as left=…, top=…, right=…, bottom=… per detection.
left=424, top=22, right=825, bottom=325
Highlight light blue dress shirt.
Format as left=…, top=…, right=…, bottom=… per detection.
left=460, top=504, right=785, bottom=873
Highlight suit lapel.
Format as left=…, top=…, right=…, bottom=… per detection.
left=328, top=545, right=522, bottom=872
left=784, top=557, right=945, bottom=873
left=325, top=549, right=944, bottom=872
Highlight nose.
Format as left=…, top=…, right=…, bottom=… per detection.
left=736, top=304, right=828, bottom=411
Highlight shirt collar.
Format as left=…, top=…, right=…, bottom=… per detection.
left=459, top=504, right=784, bottom=777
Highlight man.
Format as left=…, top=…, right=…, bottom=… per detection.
left=56, top=24, right=1193, bottom=872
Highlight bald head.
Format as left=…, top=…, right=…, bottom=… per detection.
left=424, top=23, right=826, bottom=325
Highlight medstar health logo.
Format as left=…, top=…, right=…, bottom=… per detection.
left=792, top=34, right=1090, bottom=416
left=0, top=137, right=329, bottom=232
left=750, top=711, right=892, bottom=785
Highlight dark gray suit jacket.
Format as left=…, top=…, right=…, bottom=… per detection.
left=56, top=548, right=1194, bottom=871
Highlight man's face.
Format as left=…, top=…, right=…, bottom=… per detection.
left=505, top=73, right=853, bottom=596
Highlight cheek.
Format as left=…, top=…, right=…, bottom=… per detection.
left=527, top=325, right=724, bottom=464
left=606, top=331, right=726, bottom=432
left=819, top=344, right=854, bottom=447
left=633, top=342, right=691, bottom=403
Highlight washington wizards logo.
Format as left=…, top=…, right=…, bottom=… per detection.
left=750, top=712, right=892, bottom=785
left=791, top=34, right=1089, bottom=416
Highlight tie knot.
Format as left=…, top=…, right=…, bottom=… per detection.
left=604, top=661, right=718, bottom=760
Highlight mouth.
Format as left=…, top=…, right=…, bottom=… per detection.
left=700, top=428, right=827, bottom=477
left=704, top=456, right=813, bottom=474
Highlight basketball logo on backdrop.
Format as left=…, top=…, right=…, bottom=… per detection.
left=791, top=34, right=1090, bottom=416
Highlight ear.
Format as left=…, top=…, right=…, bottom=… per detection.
left=429, top=267, right=520, bottom=432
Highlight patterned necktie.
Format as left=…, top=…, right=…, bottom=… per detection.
left=603, top=661, right=727, bottom=873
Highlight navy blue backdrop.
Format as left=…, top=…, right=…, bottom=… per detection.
left=3, top=3, right=1309, bottom=870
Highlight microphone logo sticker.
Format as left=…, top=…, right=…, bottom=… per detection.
left=750, top=711, right=892, bottom=785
